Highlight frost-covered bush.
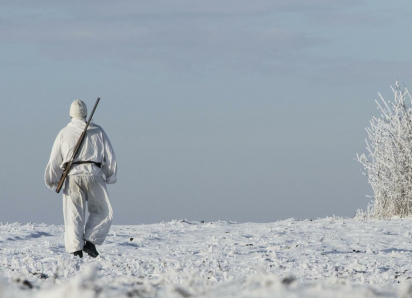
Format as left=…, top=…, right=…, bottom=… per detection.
left=357, top=82, right=412, bottom=218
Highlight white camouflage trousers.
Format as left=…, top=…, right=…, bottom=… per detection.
left=63, top=175, right=113, bottom=253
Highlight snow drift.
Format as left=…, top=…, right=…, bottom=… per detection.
left=1, top=218, right=412, bottom=297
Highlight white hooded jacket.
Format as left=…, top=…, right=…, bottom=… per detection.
left=45, top=119, right=117, bottom=190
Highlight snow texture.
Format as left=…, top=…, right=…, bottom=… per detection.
left=1, top=218, right=412, bottom=297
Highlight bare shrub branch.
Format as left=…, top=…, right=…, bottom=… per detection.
left=357, top=82, right=412, bottom=218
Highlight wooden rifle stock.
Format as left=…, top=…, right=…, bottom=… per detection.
left=56, top=98, right=101, bottom=193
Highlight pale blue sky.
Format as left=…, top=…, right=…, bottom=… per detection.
left=0, top=0, right=410, bottom=224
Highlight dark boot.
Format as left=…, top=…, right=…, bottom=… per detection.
left=83, top=241, right=99, bottom=258
left=72, top=250, right=83, bottom=258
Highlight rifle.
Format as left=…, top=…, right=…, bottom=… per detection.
left=56, top=98, right=101, bottom=193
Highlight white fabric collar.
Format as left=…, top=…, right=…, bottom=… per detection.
left=71, top=118, right=87, bottom=123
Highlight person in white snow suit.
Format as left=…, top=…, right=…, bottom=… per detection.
left=44, top=99, right=117, bottom=258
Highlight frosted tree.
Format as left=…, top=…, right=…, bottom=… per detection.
left=357, top=82, right=412, bottom=218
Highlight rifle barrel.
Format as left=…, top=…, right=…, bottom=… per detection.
left=56, top=98, right=100, bottom=193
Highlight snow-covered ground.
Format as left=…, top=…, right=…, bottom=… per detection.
left=2, top=217, right=412, bottom=297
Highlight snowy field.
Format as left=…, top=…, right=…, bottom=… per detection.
left=2, top=218, right=412, bottom=297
